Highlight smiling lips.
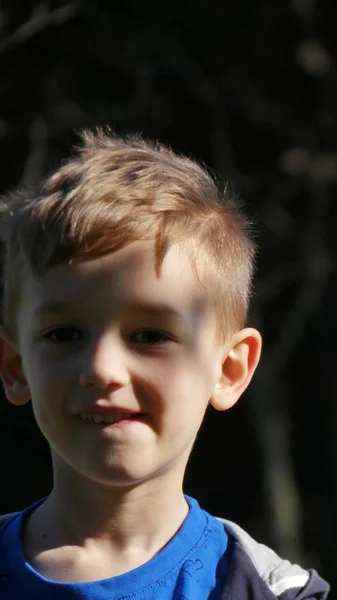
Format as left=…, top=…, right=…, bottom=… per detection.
left=77, top=407, right=147, bottom=425
left=79, top=413, right=142, bottom=424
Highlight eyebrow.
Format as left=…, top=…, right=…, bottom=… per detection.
left=34, top=299, right=187, bottom=324
left=130, top=303, right=186, bottom=322
left=34, top=300, right=75, bottom=317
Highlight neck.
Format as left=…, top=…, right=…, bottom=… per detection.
left=29, top=460, right=189, bottom=557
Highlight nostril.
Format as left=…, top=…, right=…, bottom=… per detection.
left=79, top=372, right=127, bottom=390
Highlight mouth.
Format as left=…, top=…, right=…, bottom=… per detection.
left=78, top=413, right=148, bottom=426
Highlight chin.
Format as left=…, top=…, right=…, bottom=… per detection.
left=87, top=465, right=158, bottom=488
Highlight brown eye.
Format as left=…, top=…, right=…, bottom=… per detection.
left=45, top=327, right=82, bottom=343
left=131, top=329, right=172, bottom=345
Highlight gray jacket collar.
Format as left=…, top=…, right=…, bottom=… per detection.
left=219, top=518, right=329, bottom=599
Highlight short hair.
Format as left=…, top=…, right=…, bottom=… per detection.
left=0, top=129, right=256, bottom=341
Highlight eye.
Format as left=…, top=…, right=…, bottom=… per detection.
left=44, top=326, right=83, bottom=343
left=130, top=329, right=173, bottom=345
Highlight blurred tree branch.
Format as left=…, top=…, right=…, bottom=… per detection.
left=0, top=1, right=80, bottom=58
left=20, top=115, right=48, bottom=184
left=250, top=178, right=333, bottom=560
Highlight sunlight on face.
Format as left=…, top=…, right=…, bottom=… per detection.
left=16, top=241, right=224, bottom=488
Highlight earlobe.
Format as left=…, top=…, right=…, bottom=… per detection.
left=0, top=326, right=31, bottom=406
left=5, top=379, right=31, bottom=406
left=210, top=328, right=262, bottom=412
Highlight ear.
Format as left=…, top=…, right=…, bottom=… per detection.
left=210, top=328, right=262, bottom=411
left=0, top=325, right=30, bottom=406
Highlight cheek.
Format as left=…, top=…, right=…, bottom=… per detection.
left=140, top=356, right=214, bottom=413
left=23, top=356, right=76, bottom=410
left=25, top=348, right=76, bottom=383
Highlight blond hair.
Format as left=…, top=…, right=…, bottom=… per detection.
left=0, top=129, right=256, bottom=340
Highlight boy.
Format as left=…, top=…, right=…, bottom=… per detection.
left=0, top=129, right=329, bottom=599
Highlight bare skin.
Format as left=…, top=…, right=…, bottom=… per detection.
left=23, top=468, right=189, bottom=581
left=0, top=241, right=261, bottom=583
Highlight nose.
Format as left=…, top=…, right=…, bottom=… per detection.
left=79, top=333, right=130, bottom=390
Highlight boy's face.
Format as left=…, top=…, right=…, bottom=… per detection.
left=1, top=241, right=259, bottom=488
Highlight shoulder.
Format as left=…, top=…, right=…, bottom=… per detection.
left=217, top=518, right=330, bottom=600
left=0, top=512, right=19, bottom=526
left=0, top=512, right=20, bottom=548
left=0, top=497, right=47, bottom=533
left=0, top=512, right=19, bottom=536
left=0, top=512, right=19, bottom=534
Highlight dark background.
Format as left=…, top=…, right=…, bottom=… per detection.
left=1, top=0, right=337, bottom=593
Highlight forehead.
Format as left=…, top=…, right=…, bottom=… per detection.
left=19, top=241, right=211, bottom=325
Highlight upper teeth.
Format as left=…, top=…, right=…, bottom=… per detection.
left=79, top=414, right=131, bottom=423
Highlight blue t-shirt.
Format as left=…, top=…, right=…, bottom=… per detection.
left=0, top=496, right=231, bottom=599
